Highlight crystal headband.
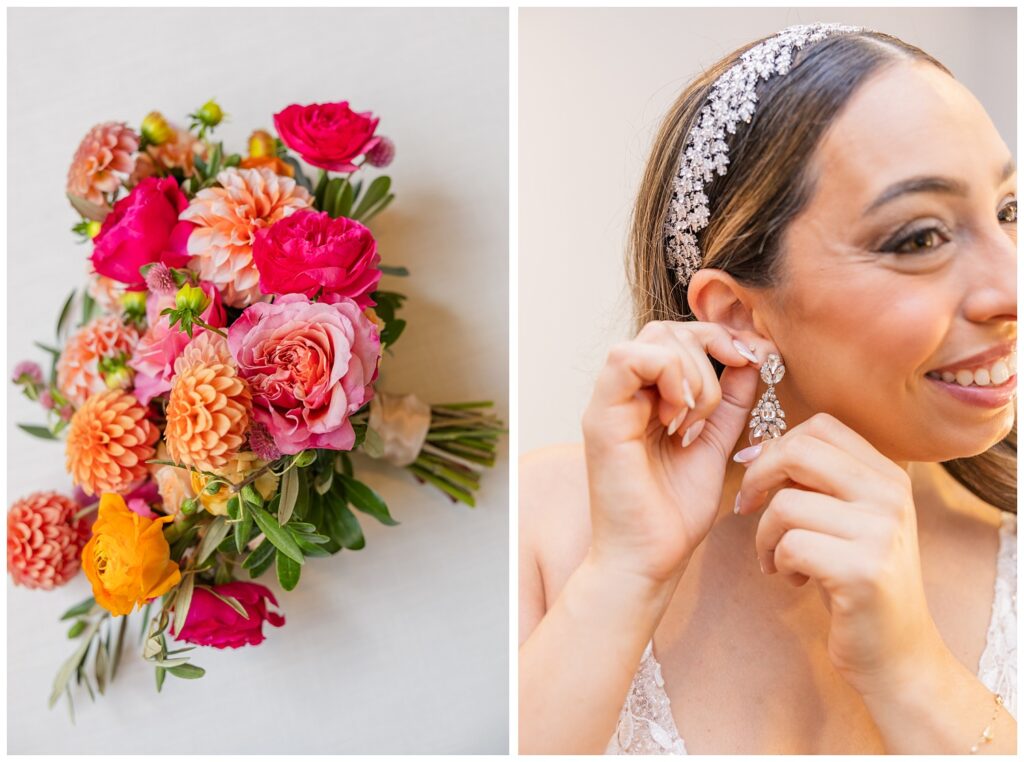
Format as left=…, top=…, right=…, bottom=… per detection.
left=664, top=22, right=864, bottom=288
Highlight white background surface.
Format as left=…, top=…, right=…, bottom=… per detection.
left=6, top=7, right=509, bottom=754
left=519, top=6, right=1017, bottom=453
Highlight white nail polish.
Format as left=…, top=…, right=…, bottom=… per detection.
left=732, top=339, right=759, bottom=364
left=681, top=419, right=705, bottom=447
left=667, top=408, right=688, bottom=436
left=733, top=492, right=741, bottom=514
left=682, top=378, right=696, bottom=409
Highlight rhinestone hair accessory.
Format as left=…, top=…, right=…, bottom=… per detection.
left=664, top=22, right=864, bottom=288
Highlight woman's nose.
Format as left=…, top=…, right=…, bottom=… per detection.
left=961, top=223, right=1017, bottom=322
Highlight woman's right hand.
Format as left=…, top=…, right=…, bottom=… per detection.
left=581, top=320, right=774, bottom=585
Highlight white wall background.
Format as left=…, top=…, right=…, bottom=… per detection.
left=519, top=6, right=1016, bottom=454
left=6, top=7, right=508, bottom=754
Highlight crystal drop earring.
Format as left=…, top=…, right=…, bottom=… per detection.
left=748, top=353, right=787, bottom=446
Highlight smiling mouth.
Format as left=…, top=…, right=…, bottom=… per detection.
left=924, top=351, right=1017, bottom=388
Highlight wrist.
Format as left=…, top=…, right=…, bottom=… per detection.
left=579, top=547, right=684, bottom=616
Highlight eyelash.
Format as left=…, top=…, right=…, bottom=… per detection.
left=882, top=198, right=1017, bottom=255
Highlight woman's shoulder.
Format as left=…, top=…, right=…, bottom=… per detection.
left=519, top=443, right=593, bottom=603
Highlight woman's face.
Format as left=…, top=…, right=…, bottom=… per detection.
left=758, top=60, right=1016, bottom=465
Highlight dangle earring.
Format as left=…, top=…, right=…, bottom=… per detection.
left=748, top=353, right=787, bottom=446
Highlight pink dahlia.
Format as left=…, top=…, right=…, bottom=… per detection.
left=253, top=209, right=381, bottom=307
left=66, top=122, right=139, bottom=210
left=7, top=491, right=92, bottom=590
left=180, top=167, right=312, bottom=307
left=228, top=294, right=381, bottom=454
left=56, top=315, right=140, bottom=407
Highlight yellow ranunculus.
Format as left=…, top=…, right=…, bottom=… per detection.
left=81, top=493, right=181, bottom=616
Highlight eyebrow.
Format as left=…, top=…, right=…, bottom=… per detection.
left=863, top=158, right=1017, bottom=216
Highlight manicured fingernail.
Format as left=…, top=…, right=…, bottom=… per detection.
left=733, top=492, right=742, bottom=514
left=732, top=339, right=759, bottom=364
left=667, top=408, right=688, bottom=436
left=733, top=443, right=762, bottom=463
left=681, top=419, right=705, bottom=447
left=682, top=378, right=696, bottom=409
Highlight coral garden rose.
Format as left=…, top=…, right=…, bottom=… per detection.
left=90, top=177, right=193, bottom=288
left=172, top=581, right=285, bottom=648
left=7, top=491, right=92, bottom=590
left=228, top=294, right=382, bottom=454
left=66, top=121, right=139, bottom=210
left=81, top=493, right=181, bottom=616
left=253, top=210, right=381, bottom=308
left=273, top=101, right=380, bottom=172
left=128, top=281, right=226, bottom=404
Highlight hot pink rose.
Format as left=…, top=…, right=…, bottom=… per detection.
left=228, top=294, right=381, bottom=454
left=128, top=281, right=226, bottom=404
left=172, top=581, right=285, bottom=648
left=273, top=101, right=380, bottom=172
left=90, top=177, right=193, bottom=288
left=253, top=210, right=381, bottom=308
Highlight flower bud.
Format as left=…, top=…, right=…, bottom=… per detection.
left=85, top=220, right=102, bottom=239
left=121, top=290, right=147, bottom=318
left=11, top=360, right=44, bottom=386
left=247, top=129, right=276, bottom=159
left=141, top=111, right=174, bottom=146
left=196, top=99, right=224, bottom=127
left=364, top=136, right=395, bottom=168
left=175, top=284, right=210, bottom=313
left=103, top=364, right=134, bottom=391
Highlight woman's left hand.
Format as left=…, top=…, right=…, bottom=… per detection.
left=734, top=411, right=947, bottom=699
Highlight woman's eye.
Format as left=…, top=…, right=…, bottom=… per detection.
left=887, top=226, right=946, bottom=254
left=998, top=199, right=1017, bottom=223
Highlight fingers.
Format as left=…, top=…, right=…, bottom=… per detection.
left=755, top=487, right=858, bottom=575
left=735, top=431, right=871, bottom=515
left=770, top=527, right=852, bottom=588
left=586, top=340, right=691, bottom=442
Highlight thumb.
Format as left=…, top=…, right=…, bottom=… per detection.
left=703, top=361, right=760, bottom=456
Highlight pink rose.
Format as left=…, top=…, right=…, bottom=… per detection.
left=253, top=210, right=381, bottom=308
left=273, top=101, right=380, bottom=172
left=228, top=294, right=381, bottom=454
left=128, top=281, right=226, bottom=404
left=90, top=177, right=193, bottom=288
left=172, top=581, right=285, bottom=648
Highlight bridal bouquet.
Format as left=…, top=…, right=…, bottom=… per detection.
left=8, top=99, right=504, bottom=717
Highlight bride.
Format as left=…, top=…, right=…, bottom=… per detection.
left=519, top=23, right=1016, bottom=755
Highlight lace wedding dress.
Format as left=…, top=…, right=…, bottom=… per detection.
left=606, top=512, right=1017, bottom=755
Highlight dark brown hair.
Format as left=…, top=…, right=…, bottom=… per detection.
left=628, top=29, right=1016, bottom=513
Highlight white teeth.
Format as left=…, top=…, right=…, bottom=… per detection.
left=941, top=371, right=956, bottom=383
left=930, top=353, right=1017, bottom=387
left=955, top=369, right=974, bottom=387
left=991, top=360, right=1010, bottom=385
left=973, top=368, right=991, bottom=386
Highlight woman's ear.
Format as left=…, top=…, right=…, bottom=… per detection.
left=686, top=268, right=758, bottom=332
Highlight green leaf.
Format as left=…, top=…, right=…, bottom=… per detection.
left=378, top=264, right=409, bottom=277
left=168, top=663, right=206, bottom=679
left=196, top=516, right=230, bottom=565
left=294, top=537, right=332, bottom=557
left=33, top=341, right=61, bottom=357
left=322, top=177, right=344, bottom=217
left=276, top=550, right=301, bottom=591
left=292, top=469, right=310, bottom=520
left=49, top=617, right=101, bottom=708
left=155, top=667, right=167, bottom=692
left=278, top=468, right=299, bottom=525
left=313, top=169, right=329, bottom=209
left=227, top=494, right=241, bottom=521
left=60, top=596, right=96, bottom=621
left=358, top=193, right=395, bottom=224
left=249, top=504, right=305, bottom=565
left=172, top=573, right=196, bottom=637
left=198, top=586, right=249, bottom=620
left=56, top=289, right=76, bottom=340
left=339, top=474, right=399, bottom=526
left=325, top=499, right=365, bottom=550
left=67, top=620, right=87, bottom=638
left=80, top=290, right=98, bottom=326
left=352, top=176, right=391, bottom=219
left=18, top=423, right=57, bottom=441
left=381, top=318, right=406, bottom=348
left=234, top=501, right=252, bottom=555
left=335, top=179, right=356, bottom=218
left=94, top=634, right=108, bottom=695
left=111, top=616, right=127, bottom=681
left=314, top=468, right=333, bottom=495
left=242, top=537, right=274, bottom=570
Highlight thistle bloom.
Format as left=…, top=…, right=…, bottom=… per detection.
left=66, top=122, right=139, bottom=209
left=81, top=493, right=181, bottom=616
left=12, top=360, right=43, bottom=386
left=7, top=491, right=91, bottom=590
left=65, top=389, right=159, bottom=496
left=180, top=167, right=312, bottom=307
left=164, top=332, right=252, bottom=472
left=56, top=315, right=140, bottom=407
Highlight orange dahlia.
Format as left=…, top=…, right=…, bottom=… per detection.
left=165, top=332, right=252, bottom=471
left=66, top=122, right=139, bottom=209
left=66, top=389, right=159, bottom=496
left=7, top=491, right=91, bottom=589
left=57, top=315, right=140, bottom=407
left=180, top=167, right=312, bottom=307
